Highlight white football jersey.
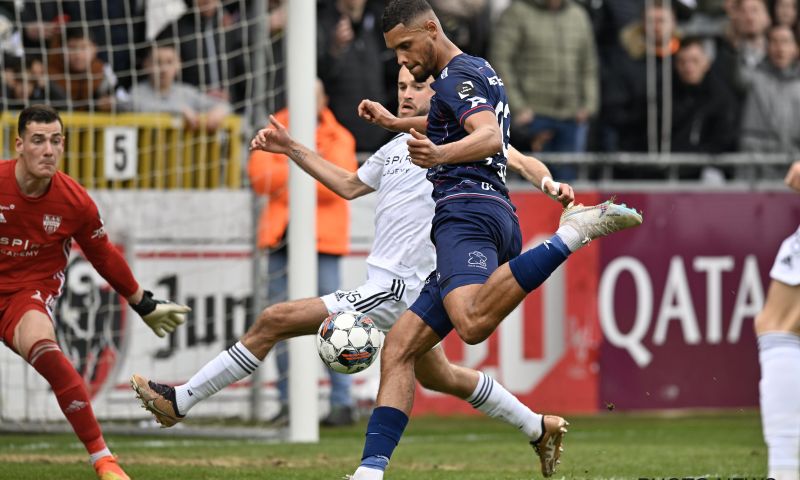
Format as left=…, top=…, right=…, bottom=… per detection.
left=357, top=133, right=436, bottom=281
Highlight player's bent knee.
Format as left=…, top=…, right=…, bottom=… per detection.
left=449, top=306, right=494, bottom=345
left=454, top=322, right=493, bottom=345
left=248, top=304, right=292, bottom=342
left=381, top=331, right=418, bottom=365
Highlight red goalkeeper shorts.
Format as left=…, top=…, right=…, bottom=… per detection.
left=0, top=288, right=56, bottom=352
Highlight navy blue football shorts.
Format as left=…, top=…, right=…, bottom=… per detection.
left=409, top=197, right=522, bottom=338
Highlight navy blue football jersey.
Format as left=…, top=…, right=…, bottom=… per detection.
left=426, top=53, right=511, bottom=206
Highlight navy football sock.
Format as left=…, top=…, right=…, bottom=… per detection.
left=360, top=406, right=409, bottom=471
left=508, top=235, right=570, bottom=293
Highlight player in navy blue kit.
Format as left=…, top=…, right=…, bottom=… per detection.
left=350, top=1, right=643, bottom=478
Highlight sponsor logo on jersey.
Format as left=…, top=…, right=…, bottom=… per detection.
left=43, top=214, right=62, bottom=234
left=468, top=250, right=488, bottom=269
left=0, top=204, right=13, bottom=224
left=487, top=75, right=504, bottom=86
left=456, top=80, right=475, bottom=99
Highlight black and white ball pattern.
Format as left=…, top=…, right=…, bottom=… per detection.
left=317, top=311, right=383, bottom=374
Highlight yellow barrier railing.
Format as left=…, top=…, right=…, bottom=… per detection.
left=1, top=112, right=243, bottom=189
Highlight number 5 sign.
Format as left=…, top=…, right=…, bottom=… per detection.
left=103, top=127, right=138, bottom=180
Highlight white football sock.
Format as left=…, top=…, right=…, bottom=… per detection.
left=352, top=466, right=384, bottom=480
left=466, top=371, right=543, bottom=441
left=759, top=333, right=800, bottom=480
left=89, top=447, right=112, bottom=464
left=175, top=341, right=261, bottom=415
left=555, top=225, right=582, bottom=252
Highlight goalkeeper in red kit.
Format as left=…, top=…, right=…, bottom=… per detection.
left=0, top=105, right=190, bottom=480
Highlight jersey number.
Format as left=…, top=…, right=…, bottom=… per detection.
left=491, top=101, right=510, bottom=183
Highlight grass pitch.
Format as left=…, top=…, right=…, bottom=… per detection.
left=0, top=411, right=765, bottom=479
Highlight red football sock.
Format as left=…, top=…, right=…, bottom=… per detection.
left=27, top=339, right=107, bottom=455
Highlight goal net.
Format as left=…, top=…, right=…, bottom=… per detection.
left=0, top=0, right=381, bottom=435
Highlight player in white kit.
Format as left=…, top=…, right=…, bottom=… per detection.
left=756, top=160, right=800, bottom=480
left=131, top=66, right=575, bottom=473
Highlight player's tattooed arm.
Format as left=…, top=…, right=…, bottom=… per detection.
left=251, top=115, right=372, bottom=199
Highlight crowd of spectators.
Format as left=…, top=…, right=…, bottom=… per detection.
left=0, top=0, right=798, bottom=179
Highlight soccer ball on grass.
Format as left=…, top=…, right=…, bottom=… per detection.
left=317, top=311, right=383, bottom=374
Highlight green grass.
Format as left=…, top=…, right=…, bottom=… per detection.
left=0, top=411, right=766, bottom=479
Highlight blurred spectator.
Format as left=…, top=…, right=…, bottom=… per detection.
left=698, top=0, right=730, bottom=15
left=740, top=26, right=800, bottom=159
left=3, top=54, right=68, bottom=110
left=672, top=38, right=739, bottom=180
left=602, top=0, right=681, bottom=153
left=430, top=0, right=491, bottom=58
left=712, top=0, right=772, bottom=93
left=490, top=0, right=598, bottom=169
left=769, top=0, right=798, bottom=28
left=248, top=79, right=357, bottom=427
left=127, top=42, right=231, bottom=131
left=578, top=0, right=641, bottom=54
left=317, top=0, right=392, bottom=152
left=672, top=38, right=739, bottom=154
left=20, top=0, right=146, bottom=89
left=158, top=0, right=248, bottom=111
left=47, top=26, right=122, bottom=111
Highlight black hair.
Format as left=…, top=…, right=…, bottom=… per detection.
left=382, top=0, right=433, bottom=33
left=678, top=36, right=708, bottom=52
left=18, top=104, right=63, bottom=137
left=147, top=39, right=180, bottom=60
left=767, top=23, right=797, bottom=41
left=65, top=25, right=96, bottom=44
left=2, top=52, right=21, bottom=73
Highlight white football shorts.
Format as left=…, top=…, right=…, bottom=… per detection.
left=321, top=266, right=424, bottom=332
left=770, top=226, right=800, bottom=286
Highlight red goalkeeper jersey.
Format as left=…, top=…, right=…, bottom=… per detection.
left=0, top=159, right=139, bottom=298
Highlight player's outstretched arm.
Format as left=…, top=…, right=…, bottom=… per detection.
left=74, top=216, right=188, bottom=339
left=128, top=289, right=190, bottom=338
left=358, top=99, right=427, bottom=133
left=786, top=160, right=800, bottom=193
left=251, top=115, right=373, bottom=200
left=507, top=146, right=574, bottom=208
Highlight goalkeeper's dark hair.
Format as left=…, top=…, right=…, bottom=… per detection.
left=382, top=0, right=434, bottom=33
left=18, top=105, right=63, bottom=137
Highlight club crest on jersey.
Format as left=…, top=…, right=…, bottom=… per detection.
left=43, top=214, right=62, bottom=234
left=457, top=80, right=475, bottom=99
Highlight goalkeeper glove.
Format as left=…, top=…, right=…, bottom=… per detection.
left=130, top=290, right=190, bottom=338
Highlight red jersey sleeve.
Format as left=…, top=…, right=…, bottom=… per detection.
left=73, top=194, right=140, bottom=299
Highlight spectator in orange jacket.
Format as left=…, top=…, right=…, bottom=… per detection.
left=248, top=79, right=358, bottom=426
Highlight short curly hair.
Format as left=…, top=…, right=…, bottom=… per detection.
left=382, top=0, right=433, bottom=33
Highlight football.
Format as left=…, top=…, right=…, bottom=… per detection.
left=316, top=311, right=384, bottom=374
